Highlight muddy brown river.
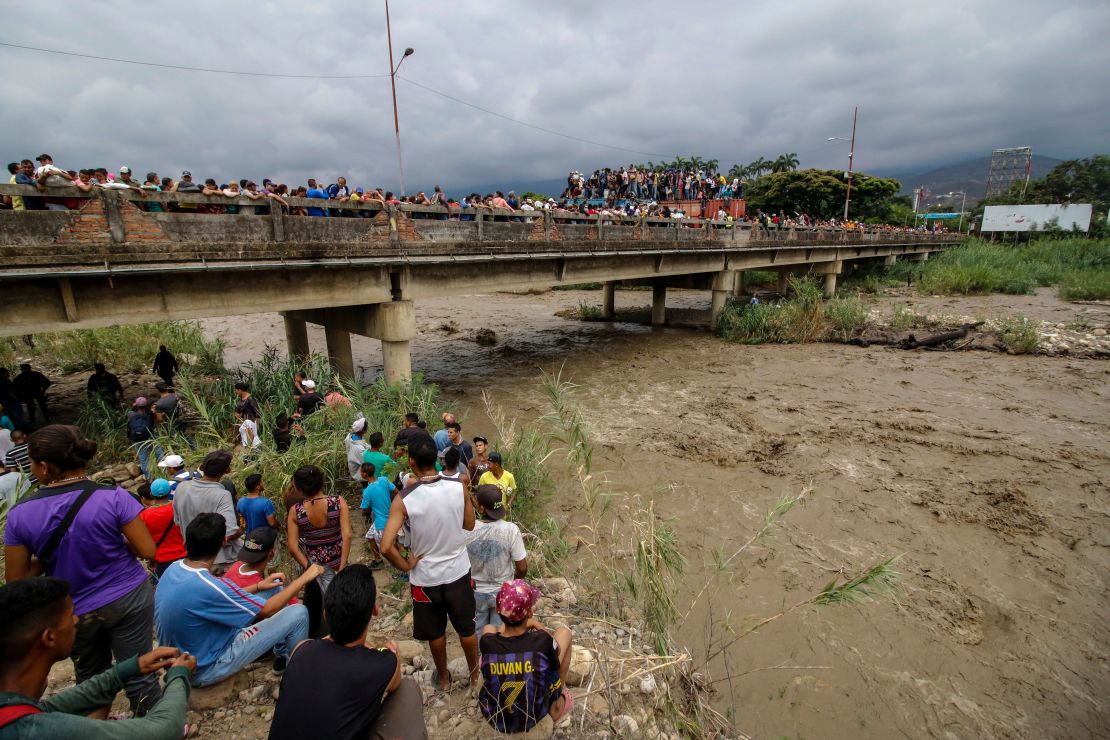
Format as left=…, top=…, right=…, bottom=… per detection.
left=201, top=288, right=1110, bottom=739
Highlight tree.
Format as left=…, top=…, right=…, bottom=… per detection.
left=771, top=153, right=799, bottom=172
left=1030, top=155, right=1109, bottom=214
left=744, top=168, right=901, bottom=220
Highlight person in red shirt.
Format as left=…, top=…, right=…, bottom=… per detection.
left=139, top=479, right=186, bottom=576
left=223, top=528, right=298, bottom=604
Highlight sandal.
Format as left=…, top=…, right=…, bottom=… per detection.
left=549, top=687, right=574, bottom=723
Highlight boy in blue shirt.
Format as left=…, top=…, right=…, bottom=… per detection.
left=359, top=462, right=393, bottom=569
left=236, top=474, right=277, bottom=533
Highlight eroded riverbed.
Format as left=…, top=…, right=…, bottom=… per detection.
left=200, top=289, right=1110, bottom=739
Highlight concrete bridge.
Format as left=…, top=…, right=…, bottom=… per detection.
left=0, top=185, right=959, bottom=381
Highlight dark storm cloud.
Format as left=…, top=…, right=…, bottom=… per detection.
left=2, top=0, right=1107, bottom=193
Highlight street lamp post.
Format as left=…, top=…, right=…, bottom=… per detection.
left=827, top=106, right=858, bottom=223
left=954, top=190, right=967, bottom=233
left=385, top=0, right=413, bottom=196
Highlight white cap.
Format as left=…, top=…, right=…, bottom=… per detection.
left=158, top=454, right=185, bottom=468
left=302, top=379, right=316, bottom=390
left=351, top=417, right=368, bottom=434
left=120, top=166, right=131, bottom=174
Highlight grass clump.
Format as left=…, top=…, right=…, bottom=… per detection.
left=997, top=315, right=1041, bottom=354
left=574, top=301, right=604, bottom=321
left=718, top=278, right=868, bottom=344
left=915, top=237, right=1110, bottom=299
left=0, top=321, right=225, bottom=375
left=1057, top=269, right=1110, bottom=301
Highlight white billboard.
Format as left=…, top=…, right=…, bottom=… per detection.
left=981, top=204, right=1092, bottom=232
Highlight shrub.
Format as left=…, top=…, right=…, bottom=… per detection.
left=1057, top=270, right=1110, bottom=301
left=997, top=315, right=1041, bottom=354
left=824, top=295, right=869, bottom=341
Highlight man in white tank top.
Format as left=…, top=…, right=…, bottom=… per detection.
left=381, top=438, right=478, bottom=691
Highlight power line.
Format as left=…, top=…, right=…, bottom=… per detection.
left=0, top=41, right=391, bottom=79
left=397, top=75, right=670, bottom=160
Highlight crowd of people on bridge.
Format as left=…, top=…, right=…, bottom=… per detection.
left=4, top=151, right=951, bottom=233
left=0, top=360, right=576, bottom=738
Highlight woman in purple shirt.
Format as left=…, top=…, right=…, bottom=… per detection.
left=3, top=425, right=161, bottom=716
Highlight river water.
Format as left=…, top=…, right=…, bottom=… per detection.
left=202, top=288, right=1110, bottom=739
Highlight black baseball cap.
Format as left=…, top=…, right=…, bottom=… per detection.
left=488, top=452, right=503, bottom=464
left=472, top=436, right=488, bottom=445
left=238, top=527, right=278, bottom=563
left=475, top=484, right=506, bottom=520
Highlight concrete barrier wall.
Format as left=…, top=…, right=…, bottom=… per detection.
left=157, top=213, right=275, bottom=243
left=0, top=211, right=74, bottom=245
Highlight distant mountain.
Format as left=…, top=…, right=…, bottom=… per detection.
left=877, top=154, right=1063, bottom=203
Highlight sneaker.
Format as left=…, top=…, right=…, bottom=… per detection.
left=272, top=657, right=287, bottom=676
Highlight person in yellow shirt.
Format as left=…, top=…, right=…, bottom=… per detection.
left=477, top=452, right=517, bottom=509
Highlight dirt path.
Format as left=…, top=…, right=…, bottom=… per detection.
left=197, top=288, right=1109, bottom=739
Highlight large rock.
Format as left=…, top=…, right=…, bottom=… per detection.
left=125, top=463, right=142, bottom=479
left=396, top=639, right=423, bottom=664
left=565, top=645, right=596, bottom=686
left=612, top=714, right=639, bottom=736
left=447, top=656, right=470, bottom=681
left=188, top=671, right=251, bottom=711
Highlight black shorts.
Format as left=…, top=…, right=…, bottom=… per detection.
left=411, top=571, right=476, bottom=640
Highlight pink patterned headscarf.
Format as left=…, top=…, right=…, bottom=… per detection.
left=496, top=579, right=541, bottom=622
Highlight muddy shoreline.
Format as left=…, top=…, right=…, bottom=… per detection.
left=191, top=288, right=1110, bottom=739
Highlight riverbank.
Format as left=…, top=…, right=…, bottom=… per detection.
left=190, top=287, right=1108, bottom=738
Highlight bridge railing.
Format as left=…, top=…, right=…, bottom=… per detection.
left=0, top=184, right=957, bottom=252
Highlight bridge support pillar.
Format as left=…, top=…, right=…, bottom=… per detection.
left=602, top=282, right=616, bottom=320
left=884, top=254, right=897, bottom=267
left=710, top=270, right=734, bottom=330
left=819, top=260, right=843, bottom=298
left=651, top=284, right=666, bottom=327
left=325, top=327, right=355, bottom=378
left=776, top=270, right=790, bottom=294
left=382, top=340, right=412, bottom=384
left=283, top=315, right=310, bottom=360
left=912, top=252, right=929, bottom=262
left=733, top=271, right=744, bottom=299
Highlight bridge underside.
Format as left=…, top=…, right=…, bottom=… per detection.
left=0, top=241, right=936, bottom=336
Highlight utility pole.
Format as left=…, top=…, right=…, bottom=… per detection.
left=385, top=0, right=413, bottom=197
left=843, top=106, right=857, bottom=222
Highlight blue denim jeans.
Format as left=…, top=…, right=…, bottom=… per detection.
left=474, top=590, right=502, bottom=634
left=193, top=604, right=309, bottom=686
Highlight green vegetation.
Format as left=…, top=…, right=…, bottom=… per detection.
left=997, top=315, right=1041, bottom=355
left=717, top=278, right=869, bottom=344
left=742, top=270, right=777, bottom=288
left=915, top=238, right=1110, bottom=299
left=0, top=321, right=225, bottom=375
left=552, top=282, right=602, bottom=291
left=745, top=169, right=901, bottom=221
left=573, top=301, right=604, bottom=321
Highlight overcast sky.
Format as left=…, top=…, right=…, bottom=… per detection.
left=2, top=0, right=1107, bottom=194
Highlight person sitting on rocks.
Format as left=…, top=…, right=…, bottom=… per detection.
left=223, top=528, right=296, bottom=606
left=155, top=513, right=321, bottom=686
left=0, top=577, right=196, bottom=738
left=268, top=565, right=427, bottom=740
left=478, top=580, right=574, bottom=735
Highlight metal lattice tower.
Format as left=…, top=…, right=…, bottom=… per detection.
left=984, top=147, right=1032, bottom=200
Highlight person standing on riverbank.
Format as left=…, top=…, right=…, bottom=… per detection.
left=233, top=382, right=261, bottom=422
left=0, top=367, right=29, bottom=432
left=466, top=485, right=528, bottom=633
left=478, top=452, right=517, bottom=509
left=126, top=398, right=158, bottom=480
left=468, top=436, right=492, bottom=489
left=13, top=363, right=52, bottom=426
left=151, top=345, right=178, bottom=388
left=381, top=438, right=479, bottom=691
left=139, top=478, right=186, bottom=576
left=3, top=425, right=161, bottom=716
left=173, top=450, right=240, bottom=575
left=86, top=363, right=123, bottom=406
left=286, top=464, right=351, bottom=638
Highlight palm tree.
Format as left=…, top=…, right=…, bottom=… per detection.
left=705, top=158, right=720, bottom=174
left=727, top=164, right=747, bottom=181
left=775, top=152, right=799, bottom=172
